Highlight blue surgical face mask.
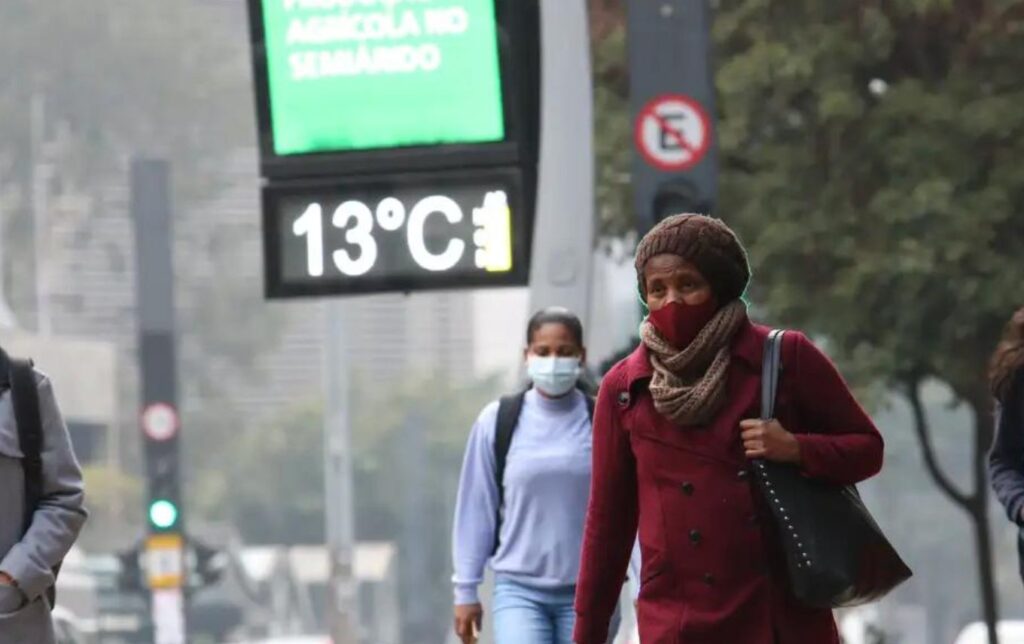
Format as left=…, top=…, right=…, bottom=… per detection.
left=527, top=356, right=581, bottom=397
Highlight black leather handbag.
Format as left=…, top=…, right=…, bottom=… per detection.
left=751, top=330, right=912, bottom=607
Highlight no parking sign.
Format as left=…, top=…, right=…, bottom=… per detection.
left=634, top=94, right=711, bottom=172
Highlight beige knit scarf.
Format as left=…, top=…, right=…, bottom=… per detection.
left=640, top=300, right=748, bottom=426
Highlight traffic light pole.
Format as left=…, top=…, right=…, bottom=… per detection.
left=131, top=158, right=187, bottom=644
left=324, top=302, right=358, bottom=644
left=527, top=0, right=596, bottom=329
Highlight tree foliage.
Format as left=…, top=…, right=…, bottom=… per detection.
left=77, top=465, right=145, bottom=550
left=201, top=371, right=502, bottom=641
left=590, top=0, right=634, bottom=237
left=0, top=1, right=252, bottom=196
left=715, top=0, right=1024, bottom=399
left=590, top=0, right=1024, bottom=637
left=0, top=1, right=285, bottom=482
left=713, top=1, right=1024, bottom=639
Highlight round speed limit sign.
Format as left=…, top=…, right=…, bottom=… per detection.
left=142, top=402, right=180, bottom=442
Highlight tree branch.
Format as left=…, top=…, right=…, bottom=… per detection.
left=904, top=376, right=972, bottom=509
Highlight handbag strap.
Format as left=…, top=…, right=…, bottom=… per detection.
left=761, top=329, right=786, bottom=420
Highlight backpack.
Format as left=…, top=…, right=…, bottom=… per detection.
left=491, top=388, right=596, bottom=554
left=0, top=348, right=60, bottom=608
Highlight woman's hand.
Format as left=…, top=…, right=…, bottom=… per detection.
left=454, top=603, right=483, bottom=644
left=740, top=419, right=801, bottom=463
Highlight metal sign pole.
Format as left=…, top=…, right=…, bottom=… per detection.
left=324, top=301, right=358, bottom=644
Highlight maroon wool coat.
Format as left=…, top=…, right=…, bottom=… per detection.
left=573, top=321, right=884, bottom=644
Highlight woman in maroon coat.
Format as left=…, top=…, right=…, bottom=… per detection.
left=573, top=214, right=884, bottom=644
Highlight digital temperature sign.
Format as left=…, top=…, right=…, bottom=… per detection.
left=263, top=170, right=529, bottom=297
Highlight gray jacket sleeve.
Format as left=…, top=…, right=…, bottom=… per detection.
left=0, top=375, right=88, bottom=600
left=990, top=373, right=1024, bottom=526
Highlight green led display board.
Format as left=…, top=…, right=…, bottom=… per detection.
left=260, top=0, right=506, bottom=155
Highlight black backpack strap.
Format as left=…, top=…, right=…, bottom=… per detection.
left=0, top=349, right=9, bottom=390
left=9, top=357, right=44, bottom=536
left=492, top=391, right=527, bottom=555
left=584, top=395, right=595, bottom=421
left=3, top=350, right=60, bottom=607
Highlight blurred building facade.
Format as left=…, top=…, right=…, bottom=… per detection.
left=14, top=148, right=481, bottom=470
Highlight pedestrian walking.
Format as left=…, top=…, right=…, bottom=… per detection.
left=451, top=308, right=622, bottom=644
left=573, top=214, right=885, bottom=644
left=0, top=347, right=87, bottom=644
left=989, top=306, right=1024, bottom=583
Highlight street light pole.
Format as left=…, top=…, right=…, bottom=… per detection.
left=528, top=0, right=596, bottom=327
left=0, top=188, right=18, bottom=330
left=324, top=301, right=359, bottom=644
left=30, top=91, right=53, bottom=336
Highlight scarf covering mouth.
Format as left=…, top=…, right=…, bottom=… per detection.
left=640, top=300, right=748, bottom=426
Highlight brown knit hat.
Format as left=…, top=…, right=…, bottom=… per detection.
left=635, top=214, right=751, bottom=302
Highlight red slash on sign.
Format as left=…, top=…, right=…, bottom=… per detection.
left=635, top=94, right=711, bottom=171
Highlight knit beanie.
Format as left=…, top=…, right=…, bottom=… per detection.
left=634, top=214, right=751, bottom=302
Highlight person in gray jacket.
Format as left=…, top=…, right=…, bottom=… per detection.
left=990, top=306, right=1024, bottom=584
left=0, top=360, right=87, bottom=643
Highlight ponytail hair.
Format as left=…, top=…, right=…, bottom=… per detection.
left=990, top=306, right=1024, bottom=401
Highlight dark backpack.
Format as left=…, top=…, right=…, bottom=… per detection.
left=0, top=349, right=60, bottom=608
left=491, top=388, right=595, bottom=554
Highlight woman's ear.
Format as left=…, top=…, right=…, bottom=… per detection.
left=637, top=289, right=650, bottom=318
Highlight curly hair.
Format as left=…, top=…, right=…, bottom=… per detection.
left=990, top=306, right=1024, bottom=401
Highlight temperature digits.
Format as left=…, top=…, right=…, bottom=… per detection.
left=290, top=191, right=512, bottom=278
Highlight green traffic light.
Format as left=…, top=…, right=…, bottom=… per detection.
left=149, top=499, right=179, bottom=530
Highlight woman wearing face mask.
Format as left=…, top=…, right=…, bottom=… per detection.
left=573, top=214, right=884, bottom=644
left=451, top=307, right=621, bottom=644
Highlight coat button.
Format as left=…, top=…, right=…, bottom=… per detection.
left=689, top=529, right=702, bottom=544
left=737, top=469, right=749, bottom=480
left=702, top=573, right=715, bottom=586
left=680, top=482, right=694, bottom=495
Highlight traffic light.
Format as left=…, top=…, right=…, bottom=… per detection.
left=141, top=399, right=183, bottom=535
left=148, top=499, right=179, bottom=531
left=116, top=545, right=144, bottom=592
left=652, top=178, right=714, bottom=223
left=628, top=1, right=718, bottom=232
left=188, top=539, right=227, bottom=589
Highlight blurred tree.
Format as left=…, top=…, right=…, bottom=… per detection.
left=78, top=465, right=144, bottom=549
left=350, top=371, right=502, bottom=644
left=0, top=1, right=252, bottom=199
left=589, top=0, right=634, bottom=238
left=203, top=371, right=502, bottom=642
left=200, top=399, right=326, bottom=545
left=0, top=2, right=284, bottom=495
left=712, top=2, right=1024, bottom=642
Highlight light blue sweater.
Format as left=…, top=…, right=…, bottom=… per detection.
left=451, top=388, right=594, bottom=605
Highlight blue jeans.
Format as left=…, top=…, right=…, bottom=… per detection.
left=493, top=576, right=620, bottom=644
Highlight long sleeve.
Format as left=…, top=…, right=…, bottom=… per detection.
left=451, top=403, right=499, bottom=605
left=574, top=372, right=638, bottom=644
left=789, top=333, right=884, bottom=486
left=1, top=375, right=87, bottom=601
left=989, top=374, right=1024, bottom=525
